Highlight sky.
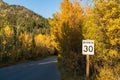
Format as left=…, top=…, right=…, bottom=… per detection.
left=3, top=0, right=87, bottom=18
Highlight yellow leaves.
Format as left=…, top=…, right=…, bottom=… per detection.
left=84, top=1, right=120, bottom=79
left=97, top=66, right=115, bottom=80
left=50, top=0, right=83, bottom=51
left=49, top=0, right=84, bottom=75
left=3, top=25, right=13, bottom=37
left=35, top=34, right=50, bottom=47
left=2, top=40, right=6, bottom=45
left=60, top=0, right=72, bottom=18
left=96, top=62, right=120, bottom=80
left=109, top=49, right=118, bottom=57
left=59, top=0, right=83, bottom=27
left=35, top=34, right=43, bottom=47
left=107, top=19, right=120, bottom=31
left=94, top=0, right=120, bottom=46
left=110, top=38, right=120, bottom=45
left=51, top=34, right=57, bottom=48
left=107, top=18, right=120, bottom=45
left=94, top=0, right=119, bottom=24
left=35, top=34, right=55, bottom=54
left=19, top=32, right=32, bottom=47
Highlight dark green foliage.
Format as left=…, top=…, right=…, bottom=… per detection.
left=0, top=0, right=50, bottom=34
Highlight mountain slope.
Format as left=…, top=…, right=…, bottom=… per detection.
left=0, top=0, right=50, bottom=34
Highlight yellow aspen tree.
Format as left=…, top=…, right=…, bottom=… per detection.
left=49, top=0, right=84, bottom=78
left=91, top=0, right=120, bottom=79
left=3, top=25, right=13, bottom=37
left=18, top=32, right=32, bottom=59
left=83, top=6, right=108, bottom=79
left=34, top=34, right=54, bottom=57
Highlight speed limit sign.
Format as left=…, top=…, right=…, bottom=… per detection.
left=82, top=40, right=94, bottom=80
left=82, top=40, right=94, bottom=55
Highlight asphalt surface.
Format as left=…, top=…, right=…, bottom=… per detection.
left=0, top=56, right=61, bottom=80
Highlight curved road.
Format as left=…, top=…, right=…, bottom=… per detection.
left=0, top=56, right=61, bottom=80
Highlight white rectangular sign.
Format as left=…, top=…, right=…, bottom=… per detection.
left=82, top=40, right=94, bottom=55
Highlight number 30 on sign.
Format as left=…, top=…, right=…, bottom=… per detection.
left=82, top=40, right=94, bottom=55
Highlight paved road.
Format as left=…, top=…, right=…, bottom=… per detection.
left=0, top=56, right=61, bottom=80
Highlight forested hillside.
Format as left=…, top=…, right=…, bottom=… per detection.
left=0, top=0, right=54, bottom=66
left=0, top=0, right=50, bottom=34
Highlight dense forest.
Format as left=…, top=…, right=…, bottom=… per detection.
left=49, top=0, right=120, bottom=80
left=0, top=0, right=120, bottom=80
left=0, top=0, right=55, bottom=65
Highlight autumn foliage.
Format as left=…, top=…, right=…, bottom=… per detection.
left=50, top=0, right=120, bottom=80
left=49, top=0, right=85, bottom=79
left=0, top=25, right=54, bottom=63
left=0, top=0, right=119, bottom=79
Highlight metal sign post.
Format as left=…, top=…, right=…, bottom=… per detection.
left=82, top=40, right=94, bottom=80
